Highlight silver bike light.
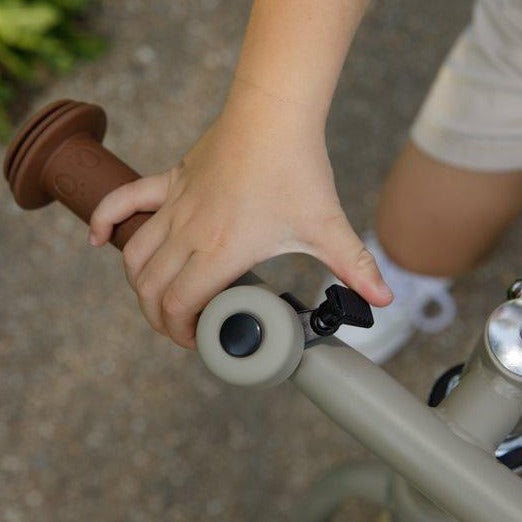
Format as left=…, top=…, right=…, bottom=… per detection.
left=487, top=281, right=522, bottom=378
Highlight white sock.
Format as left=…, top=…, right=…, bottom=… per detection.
left=365, top=231, right=456, bottom=333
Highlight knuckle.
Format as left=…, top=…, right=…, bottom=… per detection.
left=307, top=212, right=348, bottom=245
left=122, top=180, right=139, bottom=199
left=322, top=212, right=347, bottom=228
left=90, top=204, right=108, bottom=229
left=89, top=209, right=101, bottom=227
left=205, top=223, right=229, bottom=252
left=172, top=335, right=194, bottom=350
left=162, top=290, right=188, bottom=318
left=136, top=275, right=157, bottom=301
left=354, top=247, right=377, bottom=271
left=149, top=321, right=167, bottom=337
left=122, top=243, right=138, bottom=271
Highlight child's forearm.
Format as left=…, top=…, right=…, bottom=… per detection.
left=228, top=0, right=369, bottom=127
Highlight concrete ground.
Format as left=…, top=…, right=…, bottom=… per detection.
left=1, top=0, right=520, bottom=521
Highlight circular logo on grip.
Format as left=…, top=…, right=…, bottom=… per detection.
left=54, top=173, right=78, bottom=197
left=75, top=148, right=100, bottom=168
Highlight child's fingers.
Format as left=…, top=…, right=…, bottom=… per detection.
left=311, top=215, right=393, bottom=307
left=131, top=236, right=193, bottom=335
left=89, top=173, right=170, bottom=245
left=121, top=210, right=171, bottom=290
left=160, top=249, right=251, bottom=350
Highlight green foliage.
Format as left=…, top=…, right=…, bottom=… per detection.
left=0, top=0, right=106, bottom=140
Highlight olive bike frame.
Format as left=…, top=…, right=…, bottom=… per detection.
left=196, top=276, right=522, bottom=522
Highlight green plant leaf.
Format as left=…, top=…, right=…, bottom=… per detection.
left=68, top=31, right=106, bottom=59
left=0, top=41, right=34, bottom=79
left=0, top=4, right=61, bottom=49
left=0, top=81, right=13, bottom=103
left=37, top=36, right=75, bottom=71
left=0, top=103, right=13, bottom=141
left=47, top=0, right=91, bottom=14
left=0, top=0, right=106, bottom=142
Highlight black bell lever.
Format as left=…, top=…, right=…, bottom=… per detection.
left=310, top=284, right=374, bottom=336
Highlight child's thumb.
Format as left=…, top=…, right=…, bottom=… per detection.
left=314, top=216, right=393, bottom=307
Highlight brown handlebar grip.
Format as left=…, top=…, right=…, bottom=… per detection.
left=43, top=134, right=152, bottom=250
left=4, top=100, right=152, bottom=250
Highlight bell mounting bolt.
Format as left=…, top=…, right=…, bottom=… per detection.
left=3, top=99, right=152, bottom=250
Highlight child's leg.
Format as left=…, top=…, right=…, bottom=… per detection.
left=377, top=0, right=522, bottom=278
left=321, top=0, right=522, bottom=362
left=376, top=141, right=522, bottom=277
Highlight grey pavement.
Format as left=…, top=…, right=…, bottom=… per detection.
left=1, top=1, right=520, bottom=521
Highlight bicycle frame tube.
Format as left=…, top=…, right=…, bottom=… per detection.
left=291, top=339, right=522, bottom=522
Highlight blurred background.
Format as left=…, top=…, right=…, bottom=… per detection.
left=1, top=0, right=520, bottom=520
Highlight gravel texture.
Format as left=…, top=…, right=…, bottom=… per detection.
left=1, top=1, right=520, bottom=521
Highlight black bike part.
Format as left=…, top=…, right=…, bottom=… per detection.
left=219, top=313, right=263, bottom=358
left=311, top=284, right=374, bottom=336
left=428, top=364, right=465, bottom=407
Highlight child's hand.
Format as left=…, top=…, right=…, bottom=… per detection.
left=89, top=94, right=392, bottom=350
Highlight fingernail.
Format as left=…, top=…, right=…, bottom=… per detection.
left=377, top=282, right=394, bottom=300
left=88, top=233, right=99, bottom=246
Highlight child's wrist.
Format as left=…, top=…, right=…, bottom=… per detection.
left=223, top=75, right=327, bottom=138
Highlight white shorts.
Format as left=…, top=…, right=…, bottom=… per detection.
left=411, top=0, right=522, bottom=172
